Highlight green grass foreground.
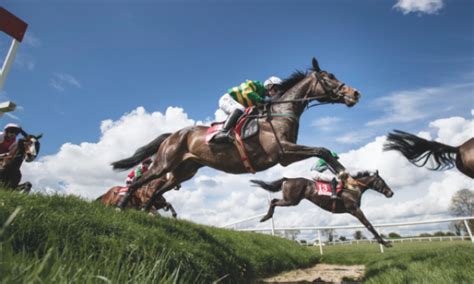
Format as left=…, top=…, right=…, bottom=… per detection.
left=0, top=190, right=317, bottom=283
left=320, top=241, right=474, bottom=283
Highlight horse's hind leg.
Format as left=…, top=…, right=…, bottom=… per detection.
left=260, top=198, right=301, bottom=223
left=143, top=161, right=201, bottom=212
left=16, top=182, right=32, bottom=194
left=165, top=203, right=178, bottom=218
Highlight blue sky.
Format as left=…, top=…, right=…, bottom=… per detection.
left=2, top=0, right=473, bottom=155
left=1, top=1, right=473, bottom=234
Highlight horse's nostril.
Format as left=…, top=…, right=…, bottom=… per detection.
left=354, top=91, right=360, bottom=99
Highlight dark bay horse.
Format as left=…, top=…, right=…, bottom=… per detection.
left=113, top=57, right=361, bottom=211
left=97, top=178, right=178, bottom=217
left=0, top=134, right=42, bottom=192
left=251, top=171, right=394, bottom=247
left=384, top=130, right=474, bottom=178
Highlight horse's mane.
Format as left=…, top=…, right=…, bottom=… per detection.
left=279, top=70, right=308, bottom=94
left=352, top=171, right=373, bottom=179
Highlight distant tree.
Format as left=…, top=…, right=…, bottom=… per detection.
left=283, top=230, right=301, bottom=241
left=449, top=189, right=474, bottom=233
left=388, top=232, right=401, bottom=238
left=450, top=222, right=463, bottom=236
left=419, top=233, right=432, bottom=237
left=339, top=236, right=347, bottom=242
left=353, top=230, right=364, bottom=240
left=445, top=232, right=455, bottom=236
left=323, top=229, right=335, bottom=242
left=433, top=231, right=446, bottom=237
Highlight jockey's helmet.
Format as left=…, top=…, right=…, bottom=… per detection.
left=4, top=123, right=22, bottom=134
left=264, top=76, right=282, bottom=90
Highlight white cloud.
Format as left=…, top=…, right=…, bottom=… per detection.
left=23, top=33, right=41, bottom=48
left=49, top=73, right=82, bottom=91
left=21, top=106, right=473, bottom=237
left=367, top=82, right=473, bottom=126
left=311, top=116, right=342, bottom=131
left=393, top=0, right=444, bottom=15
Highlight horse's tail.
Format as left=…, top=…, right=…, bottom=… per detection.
left=383, top=130, right=459, bottom=170
left=111, top=133, right=172, bottom=171
left=250, top=178, right=287, bottom=192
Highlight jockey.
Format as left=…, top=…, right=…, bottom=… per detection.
left=0, top=123, right=25, bottom=155
left=212, top=76, right=283, bottom=143
left=125, top=158, right=153, bottom=186
left=311, top=151, right=340, bottom=199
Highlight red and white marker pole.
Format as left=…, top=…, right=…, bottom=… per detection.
left=0, top=7, right=28, bottom=115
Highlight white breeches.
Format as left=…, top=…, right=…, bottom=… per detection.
left=219, top=93, right=245, bottom=115
left=311, top=171, right=336, bottom=182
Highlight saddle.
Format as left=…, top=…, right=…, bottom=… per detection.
left=205, top=107, right=260, bottom=143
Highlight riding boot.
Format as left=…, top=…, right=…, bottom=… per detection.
left=212, top=109, right=244, bottom=143
left=331, top=177, right=338, bottom=199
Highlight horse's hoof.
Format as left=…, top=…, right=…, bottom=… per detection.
left=383, top=241, right=392, bottom=248
left=115, top=207, right=122, bottom=212
left=172, top=214, right=177, bottom=218
left=260, top=216, right=269, bottom=223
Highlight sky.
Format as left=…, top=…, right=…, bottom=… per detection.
left=1, top=0, right=473, bottom=239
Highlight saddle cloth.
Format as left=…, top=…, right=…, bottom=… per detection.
left=205, top=108, right=259, bottom=143
left=116, top=186, right=129, bottom=196
left=314, top=180, right=343, bottom=196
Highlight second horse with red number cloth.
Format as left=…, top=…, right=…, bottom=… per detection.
left=112, top=57, right=361, bottom=212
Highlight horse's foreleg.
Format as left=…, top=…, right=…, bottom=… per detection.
left=16, top=182, right=32, bottom=194
left=117, top=173, right=159, bottom=209
left=166, top=203, right=178, bottom=218
left=351, top=208, right=391, bottom=247
left=279, top=142, right=345, bottom=174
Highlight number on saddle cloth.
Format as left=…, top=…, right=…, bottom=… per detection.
left=314, top=180, right=344, bottom=196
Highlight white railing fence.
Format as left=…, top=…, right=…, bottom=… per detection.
left=221, top=215, right=474, bottom=255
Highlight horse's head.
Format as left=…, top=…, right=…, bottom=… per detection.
left=367, top=170, right=393, bottom=198
left=22, top=134, right=42, bottom=162
left=309, top=57, right=361, bottom=107
left=355, top=170, right=393, bottom=198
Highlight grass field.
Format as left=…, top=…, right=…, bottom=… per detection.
left=0, top=190, right=318, bottom=283
left=320, top=241, right=474, bottom=283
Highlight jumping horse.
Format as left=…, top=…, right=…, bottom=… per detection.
left=113, top=57, right=361, bottom=211
left=384, top=130, right=474, bottom=178
left=251, top=170, right=394, bottom=247
left=97, top=178, right=178, bottom=217
left=0, top=134, right=42, bottom=192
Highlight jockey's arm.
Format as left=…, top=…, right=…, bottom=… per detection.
left=311, top=169, right=335, bottom=182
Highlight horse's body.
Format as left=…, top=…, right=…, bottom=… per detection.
left=384, top=130, right=474, bottom=178
left=113, top=58, right=361, bottom=211
left=0, top=134, right=41, bottom=192
left=97, top=178, right=177, bottom=217
left=251, top=171, right=394, bottom=247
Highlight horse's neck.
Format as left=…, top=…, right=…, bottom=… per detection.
left=354, top=176, right=371, bottom=194
left=2, top=143, right=24, bottom=169
left=273, top=76, right=314, bottom=118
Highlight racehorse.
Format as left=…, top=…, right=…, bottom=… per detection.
left=0, top=134, right=42, bottom=193
left=96, top=178, right=178, bottom=217
left=251, top=170, right=394, bottom=247
left=384, top=130, right=474, bottom=178
left=112, top=57, right=361, bottom=211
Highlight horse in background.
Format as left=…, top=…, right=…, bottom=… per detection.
left=0, top=134, right=42, bottom=193
left=97, top=178, right=178, bottom=217
left=251, top=171, right=394, bottom=247
left=384, top=130, right=474, bottom=178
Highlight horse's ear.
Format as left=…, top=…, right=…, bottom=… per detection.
left=376, top=170, right=379, bottom=176
left=312, top=57, right=321, bottom=72
left=36, top=133, right=43, bottom=140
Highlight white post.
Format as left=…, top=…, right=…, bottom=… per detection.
left=464, top=219, right=473, bottom=243
left=0, top=39, right=20, bottom=91
left=267, top=192, right=275, bottom=236
left=317, top=229, right=323, bottom=255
